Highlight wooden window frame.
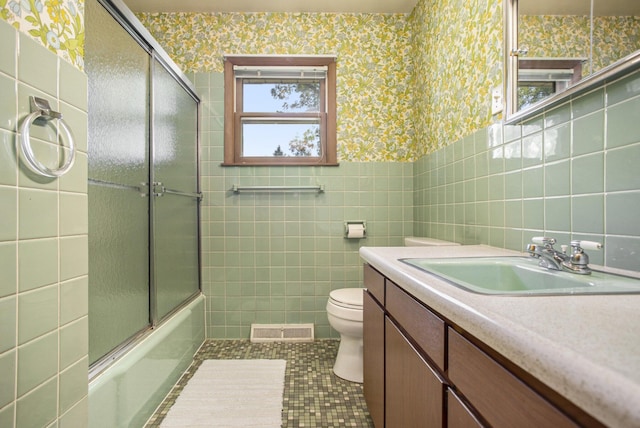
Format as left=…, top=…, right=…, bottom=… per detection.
left=223, top=55, right=337, bottom=166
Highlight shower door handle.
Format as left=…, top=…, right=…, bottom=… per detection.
left=152, top=182, right=203, bottom=201
left=89, top=178, right=149, bottom=197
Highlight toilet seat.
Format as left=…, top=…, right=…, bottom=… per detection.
left=329, top=288, right=363, bottom=310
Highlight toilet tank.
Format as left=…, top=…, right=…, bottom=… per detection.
left=404, top=237, right=461, bottom=247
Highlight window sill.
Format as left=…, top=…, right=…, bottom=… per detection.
left=221, top=162, right=340, bottom=167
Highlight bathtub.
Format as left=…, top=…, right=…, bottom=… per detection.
left=88, top=295, right=205, bottom=427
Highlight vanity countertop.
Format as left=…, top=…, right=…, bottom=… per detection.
left=359, top=244, right=640, bottom=428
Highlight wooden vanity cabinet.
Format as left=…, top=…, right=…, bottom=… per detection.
left=364, top=264, right=446, bottom=428
left=363, top=264, right=385, bottom=428
left=448, top=328, right=578, bottom=428
left=385, top=281, right=446, bottom=428
left=362, top=263, right=601, bottom=428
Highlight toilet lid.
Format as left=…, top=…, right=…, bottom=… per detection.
left=329, top=288, right=363, bottom=310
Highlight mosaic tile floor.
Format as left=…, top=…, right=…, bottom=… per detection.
left=145, top=340, right=374, bottom=427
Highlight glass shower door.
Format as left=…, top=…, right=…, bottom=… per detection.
left=86, top=0, right=151, bottom=365
left=86, top=0, right=200, bottom=369
left=151, top=57, right=200, bottom=321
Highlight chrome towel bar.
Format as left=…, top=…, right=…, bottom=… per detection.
left=231, top=184, right=325, bottom=194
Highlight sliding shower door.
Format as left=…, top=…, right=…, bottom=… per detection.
left=86, top=0, right=151, bottom=365
left=151, top=57, right=200, bottom=321
left=86, top=0, right=200, bottom=368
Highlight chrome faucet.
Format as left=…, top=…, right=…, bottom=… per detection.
left=526, top=237, right=603, bottom=275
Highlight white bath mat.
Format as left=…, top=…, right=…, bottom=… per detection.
left=160, top=359, right=286, bottom=427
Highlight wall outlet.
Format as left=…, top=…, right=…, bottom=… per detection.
left=491, top=87, right=503, bottom=115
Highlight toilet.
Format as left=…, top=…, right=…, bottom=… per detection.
left=327, top=238, right=458, bottom=383
left=326, top=288, right=364, bottom=383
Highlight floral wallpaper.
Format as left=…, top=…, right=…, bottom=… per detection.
left=138, top=12, right=414, bottom=162
left=593, top=17, right=640, bottom=70
left=1, top=0, right=84, bottom=69
left=409, top=0, right=503, bottom=157
left=520, top=15, right=640, bottom=76
left=139, top=3, right=506, bottom=161
left=6, top=0, right=633, bottom=160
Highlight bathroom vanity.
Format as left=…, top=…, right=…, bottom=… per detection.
left=360, top=245, right=640, bottom=428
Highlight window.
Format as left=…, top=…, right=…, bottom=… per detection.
left=224, top=56, right=337, bottom=166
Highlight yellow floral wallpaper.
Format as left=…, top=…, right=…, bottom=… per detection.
left=1, top=0, right=510, bottom=160
left=593, top=17, right=640, bottom=70
left=139, top=2, right=505, bottom=161
left=8, top=1, right=633, bottom=161
left=520, top=15, right=640, bottom=76
left=138, top=12, right=414, bottom=162
left=409, top=0, right=504, bottom=157
left=0, top=0, right=510, bottom=160
left=1, top=0, right=84, bottom=69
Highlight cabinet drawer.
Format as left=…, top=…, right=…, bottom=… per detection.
left=386, top=281, right=445, bottom=370
left=364, top=264, right=385, bottom=304
left=448, top=328, right=578, bottom=428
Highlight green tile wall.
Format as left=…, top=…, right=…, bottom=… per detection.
left=194, top=72, right=413, bottom=339
left=0, top=20, right=89, bottom=427
left=414, top=68, right=640, bottom=273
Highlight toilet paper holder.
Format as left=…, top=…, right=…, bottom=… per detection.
left=344, top=221, right=366, bottom=239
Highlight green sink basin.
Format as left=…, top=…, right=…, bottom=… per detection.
left=400, top=257, right=640, bottom=296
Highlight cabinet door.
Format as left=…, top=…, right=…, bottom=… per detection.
left=385, top=318, right=444, bottom=428
left=448, top=328, right=578, bottom=428
left=364, top=291, right=385, bottom=428
left=447, top=389, right=484, bottom=428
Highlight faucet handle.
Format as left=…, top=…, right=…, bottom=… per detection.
left=531, top=236, right=556, bottom=247
left=566, top=240, right=603, bottom=273
left=571, top=240, right=603, bottom=251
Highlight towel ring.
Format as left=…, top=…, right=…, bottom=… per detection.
left=19, top=96, right=76, bottom=178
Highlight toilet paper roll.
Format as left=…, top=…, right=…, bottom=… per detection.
left=346, top=223, right=365, bottom=238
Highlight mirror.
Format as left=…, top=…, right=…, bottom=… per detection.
left=505, top=0, right=640, bottom=122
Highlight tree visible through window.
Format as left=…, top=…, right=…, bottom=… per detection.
left=517, top=82, right=555, bottom=110
left=223, top=56, right=337, bottom=166
left=271, top=82, right=321, bottom=157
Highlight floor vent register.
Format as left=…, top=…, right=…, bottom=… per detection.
left=250, top=323, right=315, bottom=343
